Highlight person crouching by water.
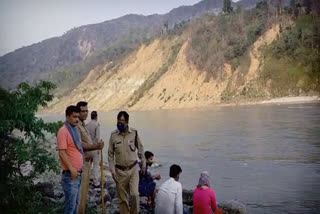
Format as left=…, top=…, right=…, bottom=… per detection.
left=57, top=106, right=84, bottom=214
left=139, top=151, right=161, bottom=208
left=155, top=164, right=183, bottom=214
left=108, top=111, right=146, bottom=214
left=193, top=171, right=219, bottom=214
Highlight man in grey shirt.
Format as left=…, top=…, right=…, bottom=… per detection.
left=86, top=111, right=100, bottom=144
left=86, top=111, right=101, bottom=187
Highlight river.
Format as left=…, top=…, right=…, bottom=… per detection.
left=41, top=102, right=320, bottom=213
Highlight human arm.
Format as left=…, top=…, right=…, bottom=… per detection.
left=136, top=131, right=146, bottom=174
left=175, top=183, right=183, bottom=214
left=108, top=135, right=117, bottom=181
left=82, top=140, right=104, bottom=151
left=210, top=188, right=218, bottom=213
left=77, top=125, right=103, bottom=151
left=95, top=124, right=101, bottom=143
left=59, top=150, right=78, bottom=180
left=152, top=174, right=161, bottom=180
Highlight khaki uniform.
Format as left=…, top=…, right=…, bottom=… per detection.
left=77, top=121, right=98, bottom=214
left=108, top=127, right=146, bottom=214
left=77, top=121, right=97, bottom=159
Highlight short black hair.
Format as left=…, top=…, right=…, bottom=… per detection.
left=117, top=111, right=129, bottom=122
left=91, top=111, right=98, bottom=119
left=145, top=151, right=154, bottom=159
left=76, top=101, right=88, bottom=108
left=65, top=105, right=80, bottom=116
left=169, top=164, right=182, bottom=178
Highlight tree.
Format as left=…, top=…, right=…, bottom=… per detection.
left=223, top=0, right=233, bottom=13
left=0, top=81, right=63, bottom=213
left=269, top=0, right=284, bottom=15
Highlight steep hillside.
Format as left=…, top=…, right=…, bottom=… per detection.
left=47, top=2, right=320, bottom=112
left=47, top=24, right=279, bottom=112
left=0, top=0, right=263, bottom=92
left=48, top=39, right=175, bottom=112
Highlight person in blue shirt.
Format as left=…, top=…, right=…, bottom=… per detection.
left=139, top=151, right=161, bottom=208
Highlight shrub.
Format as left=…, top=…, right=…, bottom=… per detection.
left=0, top=81, right=63, bottom=213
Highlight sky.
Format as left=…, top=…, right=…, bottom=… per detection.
left=0, top=0, right=205, bottom=56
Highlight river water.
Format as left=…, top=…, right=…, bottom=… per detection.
left=41, top=102, right=320, bottom=213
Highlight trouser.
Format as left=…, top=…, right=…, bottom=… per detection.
left=61, top=171, right=82, bottom=214
left=91, top=150, right=100, bottom=186
left=78, top=160, right=91, bottom=214
left=115, top=164, right=139, bottom=214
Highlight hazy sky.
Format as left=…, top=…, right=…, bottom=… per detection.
left=0, top=0, right=207, bottom=56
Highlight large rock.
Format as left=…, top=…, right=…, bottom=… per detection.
left=183, top=189, right=248, bottom=214
left=218, top=200, right=248, bottom=214
left=103, top=192, right=112, bottom=203
left=35, top=182, right=55, bottom=198
left=42, top=196, right=58, bottom=206
left=106, top=181, right=117, bottom=199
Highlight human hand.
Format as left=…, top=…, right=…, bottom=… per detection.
left=141, top=166, right=146, bottom=175
left=154, top=174, right=161, bottom=180
left=97, top=140, right=104, bottom=150
left=70, top=167, right=78, bottom=180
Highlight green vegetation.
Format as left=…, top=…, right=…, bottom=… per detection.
left=0, top=81, right=63, bottom=213
left=187, top=1, right=319, bottom=101
left=260, top=14, right=320, bottom=96
left=186, top=1, right=271, bottom=76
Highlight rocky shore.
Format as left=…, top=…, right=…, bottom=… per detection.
left=35, top=164, right=247, bottom=214
left=29, top=133, right=248, bottom=213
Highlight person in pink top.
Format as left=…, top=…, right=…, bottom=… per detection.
left=193, top=171, right=219, bottom=214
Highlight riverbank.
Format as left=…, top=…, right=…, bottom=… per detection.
left=32, top=133, right=247, bottom=214
left=43, top=95, right=320, bottom=114
left=213, top=96, right=320, bottom=108
left=36, top=163, right=248, bottom=214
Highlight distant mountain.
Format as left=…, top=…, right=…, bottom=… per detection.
left=0, top=0, right=263, bottom=90
left=46, top=6, right=319, bottom=112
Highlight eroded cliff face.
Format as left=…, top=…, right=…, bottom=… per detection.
left=47, top=25, right=280, bottom=112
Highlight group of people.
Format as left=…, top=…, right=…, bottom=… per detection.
left=57, top=101, right=220, bottom=214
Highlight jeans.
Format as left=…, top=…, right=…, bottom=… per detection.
left=61, top=171, right=82, bottom=214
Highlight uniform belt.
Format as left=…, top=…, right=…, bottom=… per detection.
left=115, top=161, right=138, bottom=171
left=62, top=170, right=82, bottom=174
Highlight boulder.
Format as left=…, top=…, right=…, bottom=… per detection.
left=218, top=200, right=248, bottom=214
left=103, top=192, right=112, bottom=203
left=35, top=182, right=55, bottom=198
left=106, top=182, right=117, bottom=199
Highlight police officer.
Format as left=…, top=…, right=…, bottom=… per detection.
left=76, top=101, right=104, bottom=213
left=108, top=111, right=146, bottom=214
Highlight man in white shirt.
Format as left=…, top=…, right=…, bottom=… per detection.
left=155, top=164, right=183, bottom=214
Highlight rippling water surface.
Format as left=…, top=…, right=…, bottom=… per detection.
left=42, top=103, right=320, bottom=213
